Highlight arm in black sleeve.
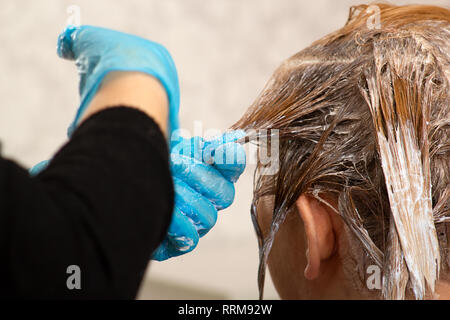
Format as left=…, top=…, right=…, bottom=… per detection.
left=0, top=106, right=174, bottom=299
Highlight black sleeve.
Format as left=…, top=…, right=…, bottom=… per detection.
left=0, top=106, right=174, bottom=299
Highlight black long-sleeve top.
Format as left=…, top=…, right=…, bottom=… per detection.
left=0, top=107, right=174, bottom=299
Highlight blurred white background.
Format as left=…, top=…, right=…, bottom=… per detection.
left=0, top=0, right=447, bottom=299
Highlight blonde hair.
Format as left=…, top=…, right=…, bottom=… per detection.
left=233, top=3, right=450, bottom=299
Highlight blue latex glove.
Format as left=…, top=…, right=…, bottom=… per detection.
left=31, top=25, right=179, bottom=175
left=57, top=25, right=180, bottom=137
left=29, top=159, right=50, bottom=176
left=30, top=25, right=247, bottom=261
left=152, top=130, right=246, bottom=261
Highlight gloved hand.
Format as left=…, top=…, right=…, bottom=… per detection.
left=57, top=25, right=180, bottom=137
left=30, top=25, right=247, bottom=262
left=152, top=130, right=246, bottom=261
left=29, top=159, right=50, bottom=176
left=31, top=25, right=179, bottom=174
left=30, top=131, right=247, bottom=261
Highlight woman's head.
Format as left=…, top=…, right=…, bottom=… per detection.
left=232, top=3, right=450, bottom=299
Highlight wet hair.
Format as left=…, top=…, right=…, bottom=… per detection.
left=232, top=3, right=450, bottom=299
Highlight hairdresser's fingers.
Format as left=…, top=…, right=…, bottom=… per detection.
left=204, top=130, right=247, bottom=151
left=57, top=25, right=116, bottom=60
left=211, top=142, right=246, bottom=183
left=170, top=136, right=205, bottom=162
left=152, top=207, right=199, bottom=261
left=166, top=207, right=199, bottom=254
left=202, top=130, right=246, bottom=164
left=29, top=159, right=51, bottom=177
left=171, top=153, right=235, bottom=210
left=170, top=132, right=246, bottom=181
left=174, top=177, right=218, bottom=237
left=202, top=130, right=247, bottom=182
left=56, top=25, right=103, bottom=100
left=57, top=26, right=108, bottom=60
left=151, top=238, right=173, bottom=261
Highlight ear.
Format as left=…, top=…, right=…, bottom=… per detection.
left=296, top=194, right=336, bottom=281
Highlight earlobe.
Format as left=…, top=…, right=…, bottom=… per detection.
left=296, top=194, right=336, bottom=281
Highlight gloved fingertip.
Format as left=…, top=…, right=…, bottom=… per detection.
left=29, top=159, right=50, bottom=177
left=151, top=239, right=170, bottom=261
left=167, top=207, right=200, bottom=251
left=225, top=129, right=247, bottom=142
left=174, top=178, right=218, bottom=235
left=213, top=142, right=246, bottom=182
left=57, top=25, right=79, bottom=60
left=67, top=120, right=77, bottom=137
left=151, top=209, right=200, bottom=261
left=214, top=163, right=246, bottom=183
left=215, top=185, right=235, bottom=210
left=202, top=130, right=247, bottom=174
left=171, top=235, right=198, bottom=254
left=206, top=130, right=246, bottom=147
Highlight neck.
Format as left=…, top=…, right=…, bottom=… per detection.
left=434, top=280, right=450, bottom=299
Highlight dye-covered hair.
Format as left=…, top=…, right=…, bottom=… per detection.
left=232, top=4, right=450, bottom=299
